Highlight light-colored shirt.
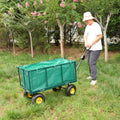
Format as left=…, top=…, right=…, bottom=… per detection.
left=84, top=22, right=102, bottom=50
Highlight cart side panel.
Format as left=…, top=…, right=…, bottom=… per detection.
left=20, top=69, right=30, bottom=91
left=17, top=59, right=77, bottom=94
left=20, top=69, right=24, bottom=87
left=47, top=66, right=62, bottom=87
left=62, top=62, right=76, bottom=82
left=29, top=69, right=47, bottom=92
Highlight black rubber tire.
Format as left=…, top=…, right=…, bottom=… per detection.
left=32, top=93, right=45, bottom=104
left=53, top=86, right=61, bottom=91
left=66, top=84, right=76, bottom=96
left=23, top=91, right=27, bottom=97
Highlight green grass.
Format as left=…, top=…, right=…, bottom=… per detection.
left=0, top=51, right=120, bottom=120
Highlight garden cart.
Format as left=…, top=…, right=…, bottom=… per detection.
left=17, top=58, right=77, bottom=104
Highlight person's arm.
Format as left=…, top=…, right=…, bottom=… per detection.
left=88, top=34, right=102, bottom=47
left=84, top=27, right=89, bottom=48
left=89, top=23, right=102, bottom=47
left=84, top=35, right=90, bottom=48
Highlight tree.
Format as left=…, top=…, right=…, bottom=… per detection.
left=81, top=0, right=120, bottom=62
left=0, top=6, right=17, bottom=56
left=45, top=0, right=81, bottom=58
left=7, top=0, right=46, bottom=58
left=0, top=0, right=49, bottom=58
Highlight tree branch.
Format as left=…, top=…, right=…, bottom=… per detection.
left=105, top=10, right=112, bottom=30
left=95, top=14, right=104, bottom=29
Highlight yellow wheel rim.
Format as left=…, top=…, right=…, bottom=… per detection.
left=56, top=87, right=60, bottom=90
left=27, top=93, right=32, bottom=98
left=70, top=88, right=75, bottom=95
left=36, top=97, right=43, bottom=104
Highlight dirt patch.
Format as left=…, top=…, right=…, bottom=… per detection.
left=0, top=46, right=7, bottom=52
left=0, top=45, right=119, bottom=60
left=109, top=112, right=116, bottom=118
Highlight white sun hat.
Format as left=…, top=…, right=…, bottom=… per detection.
left=83, top=12, right=94, bottom=21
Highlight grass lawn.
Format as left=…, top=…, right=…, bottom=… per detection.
left=0, top=50, right=120, bottom=120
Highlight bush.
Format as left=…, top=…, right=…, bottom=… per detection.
left=113, top=53, right=120, bottom=62
left=108, top=42, right=120, bottom=51
left=0, top=28, right=9, bottom=47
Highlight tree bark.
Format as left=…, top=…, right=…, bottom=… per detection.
left=103, top=13, right=112, bottom=62
left=64, top=24, right=67, bottom=44
left=70, top=26, right=72, bottom=45
left=103, top=29, right=108, bottom=62
left=60, top=25, right=64, bottom=58
left=95, top=11, right=112, bottom=62
left=9, top=29, right=15, bottom=57
left=28, top=30, right=34, bottom=58
left=56, top=17, right=65, bottom=58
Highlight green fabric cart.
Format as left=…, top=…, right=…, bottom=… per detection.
left=17, top=58, right=77, bottom=104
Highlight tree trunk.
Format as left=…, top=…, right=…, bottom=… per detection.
left=60, top=25, right=64, bottom=58
left=7, top=34, right=10, bottom=51
left=9, top=29, right=15, bottom=57
left=64, top=24, right=66, bottom=44
left=56, top=17, right=65, bottom=58
left=103, top=29, right=108, bottom=62
left=28, top=31, right=34, bottom=58
left=70, top=26, right=72, bottom=45
left=47, top=26, right=50, bottom=44
left=95, top=11, right=112, bottom=62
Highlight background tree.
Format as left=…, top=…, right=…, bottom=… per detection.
left=45, top=0, right=81, bottom=58
left=0, top=0, right=48, bottom=58
left=10, top=0, right=47, bottom=58
left=0, top=3, right=17, bottom=56
left=17, top=1, right=47, bottom=58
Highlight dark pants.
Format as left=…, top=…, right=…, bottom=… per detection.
left=87, top=50, right=101, bottom=80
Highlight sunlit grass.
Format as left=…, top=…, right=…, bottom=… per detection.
left=0, top=51, right=120, bottom=120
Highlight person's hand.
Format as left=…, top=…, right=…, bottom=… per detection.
left=88, top=43, right=93, bottom=47
left=85, top=43, right=92, bottom=48
left=85, top=43, right=89, bottom=48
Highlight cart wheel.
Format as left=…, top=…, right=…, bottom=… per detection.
left=23, top=91, right=33, bottom=99
left=32, top=93, right=45, bottom=104
left=53, top=86, right=61, bottom=91
left=66, top=84, right=76, bottom=96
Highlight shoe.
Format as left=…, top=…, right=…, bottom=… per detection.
left=86, top=76, right=92, bottom=79
left=90, top=80, right=97, bottom=85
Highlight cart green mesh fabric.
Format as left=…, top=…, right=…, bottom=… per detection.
left=17, top=58, right=77, bottom=94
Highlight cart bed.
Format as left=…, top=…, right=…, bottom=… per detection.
left=17, top=58, right=77, bottom=94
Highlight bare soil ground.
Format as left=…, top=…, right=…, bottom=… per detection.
left=0, top=45, right=119, bottom=60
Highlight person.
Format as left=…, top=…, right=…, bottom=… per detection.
left=83, top=11, right=103, bottom=85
